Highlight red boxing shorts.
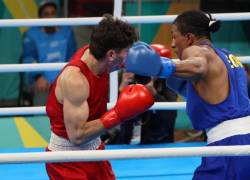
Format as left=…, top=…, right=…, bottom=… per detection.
left=45, top=143, right=115, bottom=180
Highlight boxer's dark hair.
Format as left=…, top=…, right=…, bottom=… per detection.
left=173, top=10, right=220, bottom=39
left=89, top=14, right=138, bottom=60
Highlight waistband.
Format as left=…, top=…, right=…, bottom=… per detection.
left=206, top=116, right=250, bottom=144
left=48, top=131, right=101, bottom=151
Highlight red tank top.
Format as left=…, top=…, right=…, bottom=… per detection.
left=46, top=46, right=109, bottom=139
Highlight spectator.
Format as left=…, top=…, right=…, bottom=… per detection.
left=22, top=1, right=76, bottom=106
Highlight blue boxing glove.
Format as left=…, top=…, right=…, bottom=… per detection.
left=159, top=57, right=176, bottom=78
left=125, top=41, right=176, bottom=77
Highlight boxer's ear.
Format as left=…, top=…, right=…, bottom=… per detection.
left=185, top=33, right=196, bottom=46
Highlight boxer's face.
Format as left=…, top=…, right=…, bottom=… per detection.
left=171, top=24, right=189, bottom=60
left=107, top=47, right=130, bottom=72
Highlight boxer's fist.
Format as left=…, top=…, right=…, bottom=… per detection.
left=125, top=41, right=161, bottom=76
left=151, top=44, right=172, bottom=58
left=125, top=41, right=176, bottom=77
left=100, top=84, right=154, bottom=129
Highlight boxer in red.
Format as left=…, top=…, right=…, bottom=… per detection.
left=45, top=14, right=154, bottom=180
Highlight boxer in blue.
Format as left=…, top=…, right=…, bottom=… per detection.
left=126, top=10, right=250, bottom=180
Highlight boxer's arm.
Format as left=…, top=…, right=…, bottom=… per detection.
left=61, top=68, right=154, bottom=145
left=174, top=46, right=208, bottom=79
left=166, top=77, right=187, bottom=98
left=61, top=68, right=105, bottom=145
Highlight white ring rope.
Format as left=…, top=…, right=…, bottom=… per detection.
left=0, top=13, right=250, bottom=27
left=0, top=102, right=185, bottom=116
left=0, top=145, right=250, bottom=164
left=0, top=63, right=66, bottom=73
left=0, top=56, right=250, bottom=73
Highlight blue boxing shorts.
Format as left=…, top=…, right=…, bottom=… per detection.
left=193, top=117, right=250, bottom=180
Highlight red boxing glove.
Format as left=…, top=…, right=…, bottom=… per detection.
left=151, top=44, right=172, bottom=58
left=100, top=84, right=154, bottom=129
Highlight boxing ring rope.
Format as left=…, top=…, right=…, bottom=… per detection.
left=1, top=12, right=250, bottom=27
left=1, top=145, right=250, bottom=164
left=0, top=102, right=186, bottom=116
left=0, top=56, right=250, bottom=73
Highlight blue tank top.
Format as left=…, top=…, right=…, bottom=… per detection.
left=186, top=45, right=250, bottom=130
